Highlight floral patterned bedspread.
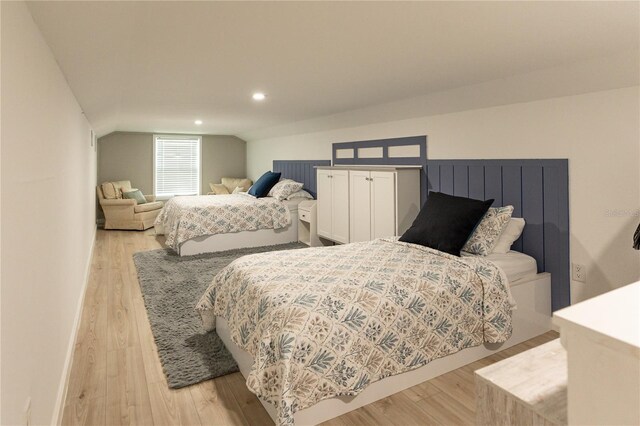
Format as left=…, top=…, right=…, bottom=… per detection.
left=155, top=194, right=290, bottom=251
left=196, top=239, right=513, bottom=425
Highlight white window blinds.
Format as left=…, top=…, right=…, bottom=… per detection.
left=154, top=135, right=201, bottom=198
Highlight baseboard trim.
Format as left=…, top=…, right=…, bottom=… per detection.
left=51, top=225, right=97, bottom=425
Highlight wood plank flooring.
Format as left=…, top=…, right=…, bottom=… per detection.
left=62, top=229, right=559, bottom=426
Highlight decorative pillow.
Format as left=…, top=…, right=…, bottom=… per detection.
left=209, top=183, right=230, bottom=195
left=101, top=182, right=119, bottom=199
left=286, top=189, right=314, bottom=200
left=462, top=205, right=514, bottom=255
left=492, top=218, right=526, bottom=254
left=267, top=178, right=289, bottom=196
left=232, top=186, right=244, bottom=194
left=248, top=171, right=281, bottom=198
left=122, top=189, right=147, bottom=204
left=268, top=179, right=304, bottom=200
left=399, top=192, right=494, bottom=256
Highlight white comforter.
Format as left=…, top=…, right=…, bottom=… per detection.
left=196, top=238, right=513, bottom=425
left=155, top=194, right=290, bottom=251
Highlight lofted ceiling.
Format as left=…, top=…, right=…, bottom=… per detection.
left=26, top=1, right=640, bottom=138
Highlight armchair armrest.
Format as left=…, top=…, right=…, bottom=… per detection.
left=100, top=198, right=136, bottom=207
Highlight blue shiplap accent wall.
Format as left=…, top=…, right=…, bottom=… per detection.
left=426, top=159, right=570, bottom=311
left=273, top=160, right=331, bottom=198
left=332, top=136, right=428, bottom=203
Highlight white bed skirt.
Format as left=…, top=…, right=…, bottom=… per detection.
left=215, top=272, right=553, bottom=425
left=171, top=201, right=301, bottom=256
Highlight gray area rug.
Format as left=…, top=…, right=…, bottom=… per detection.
left=133, top=242, right=307, bottom=388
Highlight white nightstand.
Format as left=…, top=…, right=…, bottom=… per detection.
left=298, top=200, right=322, bottom=247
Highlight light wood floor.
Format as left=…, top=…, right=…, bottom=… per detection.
left=62, top=229, right=559, bottom=426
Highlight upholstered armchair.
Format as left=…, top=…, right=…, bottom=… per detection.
left=97, top=181, right=164, bottom=230
left=208, top=177, right=253, bottom=195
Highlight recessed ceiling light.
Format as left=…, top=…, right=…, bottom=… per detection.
left=194, top=120, right=203, bottom=125
left=252, top=92, right=266, bottom=101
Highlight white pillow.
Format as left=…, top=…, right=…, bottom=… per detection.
left=286, top=189, right=314, bottom=200
left=268, top=179, right=304, bottom=200
left=232, top=186, right=244, bottom=194
left=491, top=218, right=526, bottom=254
left=463, top=206, right=514, bottom=256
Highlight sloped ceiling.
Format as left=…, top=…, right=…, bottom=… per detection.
left=26, top=1, right=639, bottom=138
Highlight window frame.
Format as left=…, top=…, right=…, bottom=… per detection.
left=153, top=134, right=202, bottom=200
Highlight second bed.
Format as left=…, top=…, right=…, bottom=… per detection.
left=154, top=193, right=306, bottom=256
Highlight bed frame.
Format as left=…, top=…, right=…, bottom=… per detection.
left=177, top=160, right=331, bottom=256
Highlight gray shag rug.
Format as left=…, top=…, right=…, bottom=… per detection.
left=133, top=242, right=307, bottom=388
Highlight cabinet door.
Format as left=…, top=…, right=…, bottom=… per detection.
left=349, top=170, right=371, bottom=242
left=371, top=171, right=396, bottom=238
left=316, top=169, right=333, bottom=239
left=331, top=169, right=350, bottom=244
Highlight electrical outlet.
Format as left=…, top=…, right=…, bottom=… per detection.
left=572, top=263, right=586, bottom=283
left=22, top=397, right=31, bottom=426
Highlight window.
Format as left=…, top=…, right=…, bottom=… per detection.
left=154, top=135, right=201, bottom=198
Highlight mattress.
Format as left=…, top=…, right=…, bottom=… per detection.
left=485, top=251, right=538, bottom=286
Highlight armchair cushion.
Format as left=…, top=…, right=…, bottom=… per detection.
left=101, top=182, right=119, bottom=199
left=209, top=183, right=230, bottom=195
left=221, top=177, right=252, bottom=193
left=113, top=180, right=132, bottom=197
left=123, top=189, right=147, bottom=204
left=134, top=201, right=163, bottom=213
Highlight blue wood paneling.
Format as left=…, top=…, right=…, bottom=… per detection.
left=543, top=165, right=571, bottom=309
left=453, top=165, right=469, bottom=197
left=440, top=165, right=454, bottom=195
left=522, top=166, right=545, bottom=272
left=427, top=164, right=440, bottom=195
left=273, top=160, right=331, bottom=198
left=502, top=166, right=523, bottom=252
left=484, top=166, right=503, bottom=207
left=468, top=166, right=485, bottom=200
left=425, top=159, right=570, bottom=311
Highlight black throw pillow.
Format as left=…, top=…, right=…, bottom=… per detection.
left=399, top=191, right=494, bottom=256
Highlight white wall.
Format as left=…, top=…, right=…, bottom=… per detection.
left=247, top=86, right=640, bottom=303
left=1, top=2, right=97, bottom=425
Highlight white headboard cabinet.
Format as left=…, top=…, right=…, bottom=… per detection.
left=316, top=166, right=421, bottom=244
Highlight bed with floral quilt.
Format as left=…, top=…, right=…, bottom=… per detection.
left=155, top=193, right=291, bottom=252
left=196, top=238, right=514, bottom=425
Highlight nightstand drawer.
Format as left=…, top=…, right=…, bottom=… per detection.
left=299, top=210, right=311, bottom=222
